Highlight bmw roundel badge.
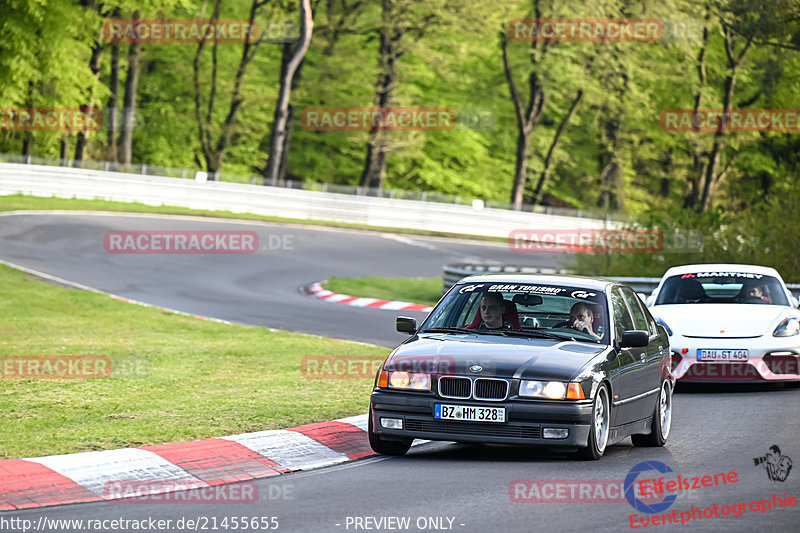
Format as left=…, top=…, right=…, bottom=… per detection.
left=469, top=364, right=482, bottom=373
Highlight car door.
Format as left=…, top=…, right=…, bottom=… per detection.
left=608, top=286, right=648, bottom=426
left=620, top=286, right=666, bottom=418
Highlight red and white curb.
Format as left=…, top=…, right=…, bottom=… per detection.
left=0, top=414, right=424, bottom=510
left=303, top=282, right=433, bottom=313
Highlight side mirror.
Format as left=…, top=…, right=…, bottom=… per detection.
left=396, top=316, right=417, bottom=334
left=645, top=293, right=656, bottom=307
left=620, top=330, right=649, bottom=348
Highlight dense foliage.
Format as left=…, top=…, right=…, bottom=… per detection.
left=0, top=0, right=798, bottom=276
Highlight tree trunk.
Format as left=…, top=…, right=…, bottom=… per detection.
left=698, top=27, right=751, bottom=213
left=264, top=0, right=314, bottom=187
left=75, top=36, right=104, bottom=165
left=685, top=6, right=710, bottom=209
left=501, top=19, right=546, bottom=210
left=597, top=115, right=625, bottom=212
left=118, top=10, right=141, bottom=168
left=359, top=0, right=400, bottom=193
left=533, top=89, right=583, bottom=205
left=60, top=137, right=69, bottom=166
left=660, top=149, right=672, bottom=198
left=106, top=7, right=121, bottom=164
left=21, top=135, right=33, bottom=157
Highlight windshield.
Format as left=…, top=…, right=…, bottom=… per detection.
left=654, top=271, right=789, bottom=306
left=421, top=281, right=610, bottom=344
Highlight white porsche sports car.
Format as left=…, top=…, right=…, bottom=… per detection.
left=646, top=264, right=800, bottom=383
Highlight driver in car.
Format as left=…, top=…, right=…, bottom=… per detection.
left=747, top=283, right=771, bottom=304
left=568, top=302, right=602, bottom=339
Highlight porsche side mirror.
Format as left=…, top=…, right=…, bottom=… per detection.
left=396, top=317, right=417, bottom=334
left=620, top=330, right=649, bottom=348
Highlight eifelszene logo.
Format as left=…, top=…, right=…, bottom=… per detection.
left=753, top=445, right=792, bottom=482
left=625, top=461, right=678, bottom=514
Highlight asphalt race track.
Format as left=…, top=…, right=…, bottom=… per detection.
left=0, top=211, right=566, bottom=347
left=1, top=212, right=798, bottom=532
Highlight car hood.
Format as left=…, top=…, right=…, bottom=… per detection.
left=386, top=334, right=607, bottom=381
left=652, top=304, right=791, bottom=337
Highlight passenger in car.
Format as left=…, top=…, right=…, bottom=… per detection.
left=568, top=302, right=602, bottom=339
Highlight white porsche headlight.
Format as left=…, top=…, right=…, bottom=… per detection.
left=774, top=317, right=800, bottom=337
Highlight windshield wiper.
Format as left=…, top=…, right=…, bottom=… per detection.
left=499, top=329, right=576, bottom=341
left=422, top=327, right=476, bottom=334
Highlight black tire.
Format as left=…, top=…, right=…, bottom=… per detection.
left=632, top=380, right=672, bottom=447
left=576, top=384, right=611, bottom=460
left=368, top=413, right=412, bottom=456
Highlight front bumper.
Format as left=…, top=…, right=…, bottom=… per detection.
left=370, top=390, right=593, bottom=448
left=669, top=336, right=800, bottom=382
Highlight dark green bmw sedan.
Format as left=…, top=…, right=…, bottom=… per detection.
left=369, top=274, right=674, bottom=460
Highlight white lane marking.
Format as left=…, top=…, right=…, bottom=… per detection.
left=320, top=293, right=351, bottom=303
left=222, top=430, right=349, bottom=471
left=379, top=233, right=436, bottom=250
left=377, top=300, right=417, bottom=310
left=346, top=297, right=381, bottom=307
left=335, top=414, right=368, bottom=432
left=26, top=448, right=204, bottom=499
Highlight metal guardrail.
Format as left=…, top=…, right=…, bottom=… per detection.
left=0, top=153, right=626, bottom=221
left=0, top=163, right=619, bottom=240
left=442, top=264, right=800, bottom=299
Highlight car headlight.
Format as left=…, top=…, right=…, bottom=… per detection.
left=520, top=380, right=571, bottom=399
left=655, top=317, right=673, bottom=336
left=773, top=317, right=800, bottom=337
left=386, top=371, right=430, bottom=390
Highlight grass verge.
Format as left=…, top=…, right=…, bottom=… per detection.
left=323, top=276, right=443, bottom=307
left=0, top=264, right=389, bottom=459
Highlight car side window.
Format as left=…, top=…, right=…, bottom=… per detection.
left=455, top=293, right=481, bottom=327
left=611, top=287, right=635, bottom=339
left=621, top=287, right=650, bottom=333
left=639, top=300, right=659, bottom=336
